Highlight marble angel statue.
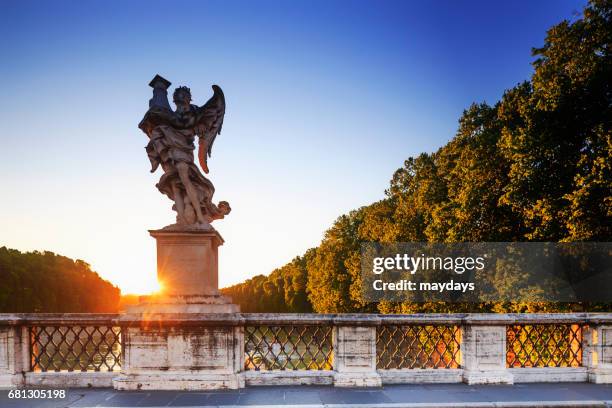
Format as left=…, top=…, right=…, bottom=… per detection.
left=138, top=75, right=230, bottom=228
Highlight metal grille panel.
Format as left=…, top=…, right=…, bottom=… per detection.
left=377, top=325, right=461, bottom=369
left=506, top=324, right=583, bottom=368
left=30, top=326, right=122, bottom=372
left=245, top=325, right=333, bottom=370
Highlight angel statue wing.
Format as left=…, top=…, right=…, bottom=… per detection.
left=196, top=85, right=226, bottom=174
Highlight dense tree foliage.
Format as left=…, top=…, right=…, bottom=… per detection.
left=0, top=247, right=120, bottom=312
left=222, top=1, right=612, bottom=313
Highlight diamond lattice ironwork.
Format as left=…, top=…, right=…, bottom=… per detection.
left=30, top=325, right=122, bottom=372
left=245, top=325, right=333, bottom=371
left=376, top=325, right=461, bottom=369
left=506, top=324, right=583, bottom=368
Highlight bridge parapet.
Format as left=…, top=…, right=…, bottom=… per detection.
left=0, top=313, right=610, bottom=388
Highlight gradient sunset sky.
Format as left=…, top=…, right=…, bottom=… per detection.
left=0, top=0, right=586, bottom=293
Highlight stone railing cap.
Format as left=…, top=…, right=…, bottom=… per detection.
left=116, top=313, right=245, bottom=326
left=1, top=312, right=611, bottom=326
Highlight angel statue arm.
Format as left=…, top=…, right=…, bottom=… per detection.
left=196, top=85, right=225, bottom=174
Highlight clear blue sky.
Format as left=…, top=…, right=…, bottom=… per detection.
left=0, top=0, right=587, bottom=293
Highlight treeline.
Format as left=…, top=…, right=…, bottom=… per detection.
left=0, top=247, right=120, bottom=312
left=223, top=255, right=313, bottom=313
left=222, top=1, right=612, bottom=314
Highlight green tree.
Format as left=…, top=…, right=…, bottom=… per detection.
left=0, top=247, right=120, bottom=312
left=499, top=0, right=612, bottom=241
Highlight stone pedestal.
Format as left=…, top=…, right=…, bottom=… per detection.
left=333, top=326, right=382, bottom=387
left=462, top=324, right=513, bottom=385
left=125, top=228, right=238, bottom=314
left=113, top=318, right=244, bottom=390
left=113, top=227, right=243, bottom=390
left=152, top=228, right=221, bottom=296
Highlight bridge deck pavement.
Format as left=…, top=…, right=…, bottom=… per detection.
left=1, top=383, right=612, bottom=408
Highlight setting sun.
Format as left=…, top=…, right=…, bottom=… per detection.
left=118, top=270, right=162, bottom=295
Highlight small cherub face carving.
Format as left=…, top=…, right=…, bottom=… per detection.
left=218, top=201, right=231, bottom=215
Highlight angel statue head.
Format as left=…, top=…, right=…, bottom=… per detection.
left=173, top=86, right=192, bottom=111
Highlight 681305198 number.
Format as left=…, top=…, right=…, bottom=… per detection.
left=7, top=389, right=66, bottom=399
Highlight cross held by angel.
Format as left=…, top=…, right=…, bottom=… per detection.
left=138, top=75, right=230, bottom=228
